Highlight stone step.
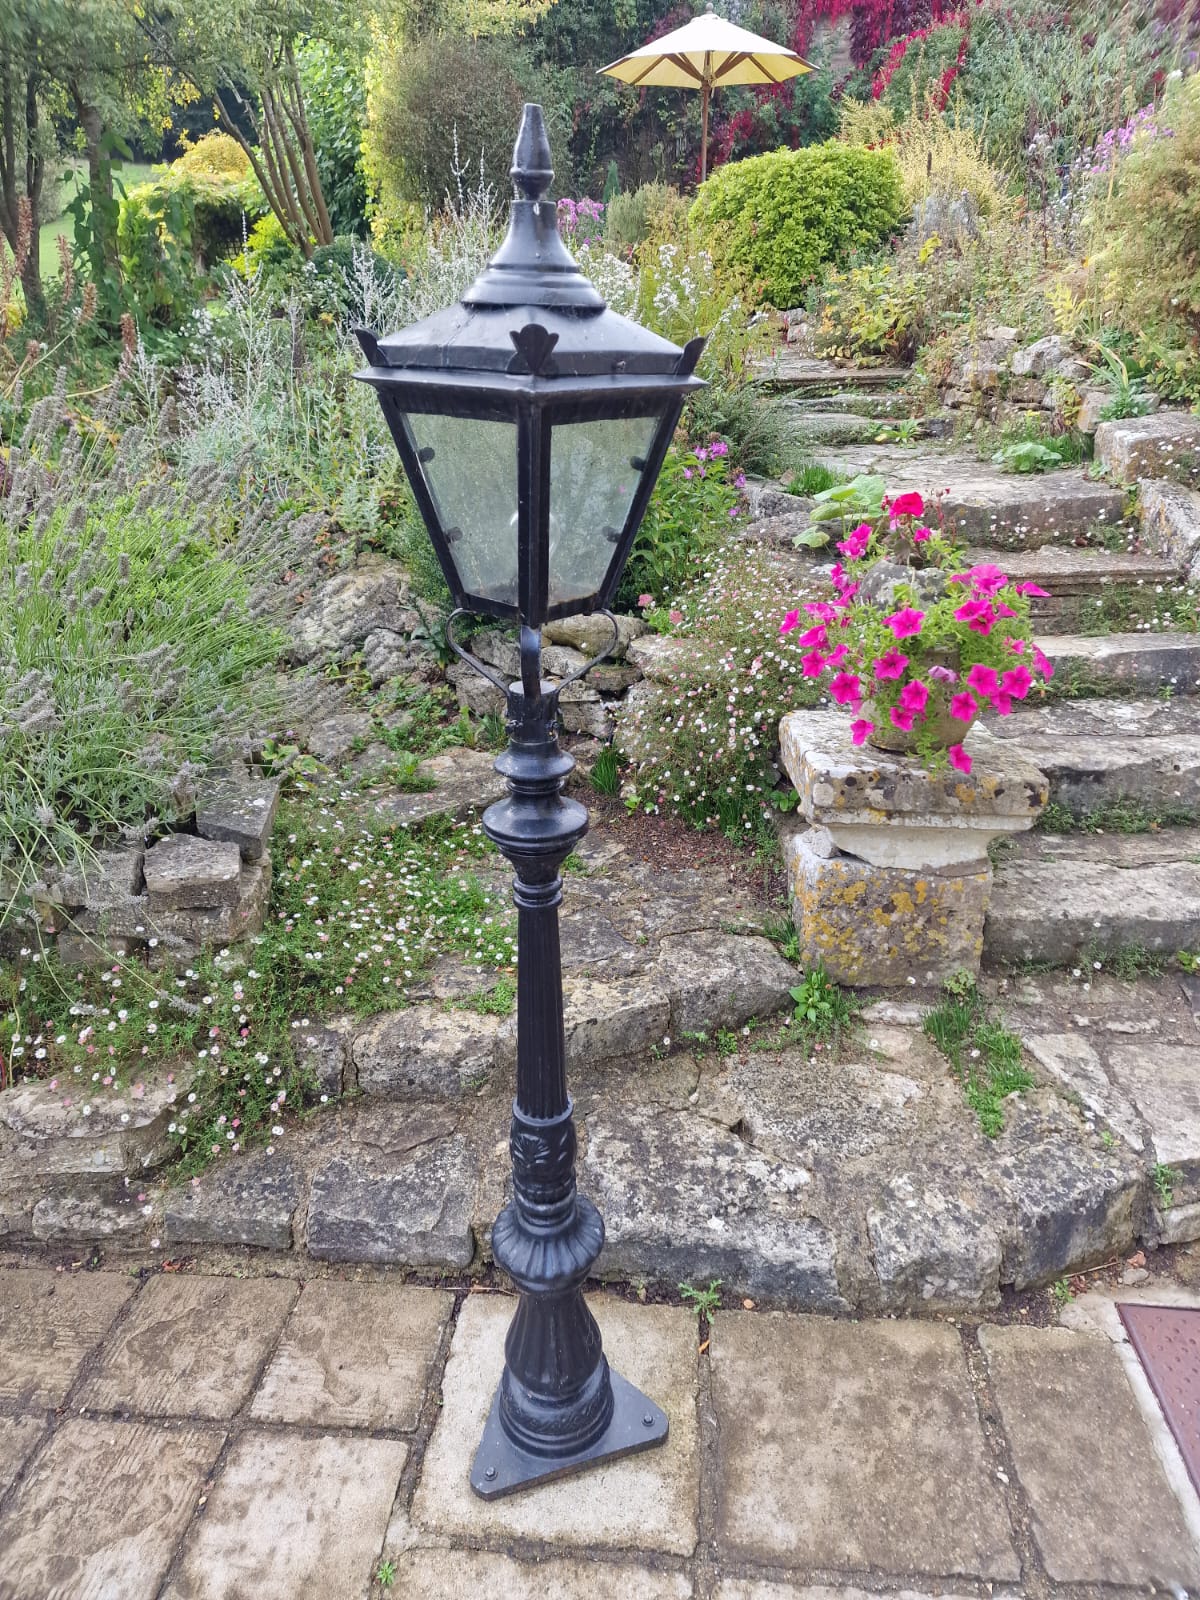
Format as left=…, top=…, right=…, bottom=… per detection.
left=985, top=826, right=1200, bottom=967
left=784, top=445, right=1130, bottom=549
left=755, top=353, right=908, bottom=393
left=782, top=390, right=917, bottom=420
left=982, top=697, right=1200, bottom=819
left=1139, top=478, right=1200, bottom=581
left=783, top=410, right=893, bottom=447
left=966, top=545, right=1182, bottom=631
left=1095, top=411, right=1200, bottom=488
left=1037, top=631, right=1200, bottom=695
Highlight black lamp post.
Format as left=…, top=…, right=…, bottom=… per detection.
left=354, top=103, right=704, bottom=1499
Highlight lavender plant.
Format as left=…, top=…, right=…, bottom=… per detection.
left=1, top=383, right=319, bottom=920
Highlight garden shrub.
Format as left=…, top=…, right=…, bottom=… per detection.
left=689, top=141, right=907, bottom=309
left=172, top=132, right=252, bottom=181
left=1094, top=75, right=1200, bottom=403
left=616, top=546, right=824, bottom=834
left=604, top=182, right=689, bottom=254
left=364, top=32, right=536, bottom=212
left=1, top=393, right=319, bottom=913
left=118, top=159, right=265, bottom=321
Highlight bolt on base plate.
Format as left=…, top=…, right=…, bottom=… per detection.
left=469, top=1367, right=669, bottom=1499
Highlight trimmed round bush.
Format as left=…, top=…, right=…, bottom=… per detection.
left=689, top=142, right=907, bottom=309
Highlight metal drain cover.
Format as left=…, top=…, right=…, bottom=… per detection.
left=1119, top=1302, right=1200, bottom=1497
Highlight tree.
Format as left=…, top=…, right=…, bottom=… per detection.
left=0, top=4, right=50, bottom=321
left=139, top=0, right=366, bottom=255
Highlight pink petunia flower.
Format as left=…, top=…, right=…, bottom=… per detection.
left=874, top=647, right=909, bottom=680
left=966, top=663, right=1000, bottom=698
left=1006, top=638, right=1026, bottom=654
left=1033, top=645, right=1055, bottom=680
left=992, top=690, right=1014, bottom=715
left=837, top=524, right=871, bottom=560
left=829, top=671, right=863, bottom=707
left=890, top=704, right=915, bottom=731
left=850, top=718, right=874, bottom=746
left=780, top=610, right=801, bottom=634
left=1016, top=582, right=1050, bottom=597
left=928, top=663, right=958, bottom=684
left=966, top=563, right=1008, bottom=595
left=801, top=650, right=826, bottom=677
left=795, top=624, right=828, bottom=647
left=899, top=678, right=929, bottom=713
left=912, top=524, right=933, bottom=542
left=825, top=643, right=849, bottom=668
left=948, top=743, right=972, bottom=775
left=1001, top=664, right=1032, bottom=699
left=806, top=602, right=838, bottom=621
left=950, top=690, right=979, bottom=722
left=884, top=607, right=925, bottom=639
left=888, top=491, right=925, bottom=519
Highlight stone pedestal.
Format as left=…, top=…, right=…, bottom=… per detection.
left=779, top=710, right=1048, bottom=987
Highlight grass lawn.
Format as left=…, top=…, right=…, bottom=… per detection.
left=36, top=161, right=158, bottom=278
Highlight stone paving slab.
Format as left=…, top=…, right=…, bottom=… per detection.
left=1106, top=1042, right=1200, bottom=1175
left=162, top=1431, right=407, bottom=1600
left=250, top=1281, right=452, bottom=1429
left=80, top=1274, right=296, bottom=1420
left=709, top=1312, right=1019, bottom=1581
left=0, top=1416, right=43, bottom=1494
left=714, top=1587, right=981, bottom=1600
left=0, top=1268, right=134, bottom=1406
left=408, top=1293, right=699, bottom=1555
left=385, top=1550, right=693, bottom=1598
left=979, top=1323, right=1200, bottom=1586
left=0, top=1417, right=222, bottom=1600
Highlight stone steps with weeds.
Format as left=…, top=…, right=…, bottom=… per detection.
left=793, top=443, right=1131, bottom=550
left=985, top=826, right=1200, bottom=969
left=983, top=697, right=1200, bottom=824
left=1037, top=631, right=1200, bottom=697
left=753, top=354, right=908, bottom=394
left=1096, top=411, right=1200, bottom=489
left=966, top=544, right=1185, bottom=632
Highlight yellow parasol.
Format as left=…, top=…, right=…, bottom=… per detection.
left=599, top=2, right=813, bottom=182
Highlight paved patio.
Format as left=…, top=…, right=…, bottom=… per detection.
left=0, top=1263, right=1197, bottom=1598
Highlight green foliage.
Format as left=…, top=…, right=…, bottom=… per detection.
left=689, top=141, right=907, bottom=309
left=117, top=161, right=265, bottom=323
left=364, top=32, right=534, bottom=211
left=4, top=794, right=518, bottom=1168
left=683, top=384, right=792, bottom=479
left=1095, top=74, right=1200, bottom=405
left=795, top=474, right=886, bottom=549
left=296, top=42, right=369, bottom=236
left=589, top=745, right=622, bottom=796
left=923, top=976, right=1034, bottom=1137
left=815, top=234, right=944, bottom=364
left=1, top=413, right=313, bottom=915
left=617, top=439, right=742, bottom=611
left=788, top=461, right=846, bottom=498
left=604, top=182, right=688, bottom=254
left=376, top=1559, right=397, bottom=1588
left=789, top=966, right=858, bottom=1044
left=991, top=440, right=1064, bottom=474
left=957, top=0, right=1173, bottom=182
left=678, top=1279, right=722, bottom=1320
left=617, top=546, right=824, bottom=836
left=1154, top=1163, right=1179, bottom=1211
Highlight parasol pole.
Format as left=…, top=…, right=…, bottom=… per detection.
left=700, top=53, right=711, bottom=183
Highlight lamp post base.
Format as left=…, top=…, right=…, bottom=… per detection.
left=469, top=1367, right=669, bottom=1500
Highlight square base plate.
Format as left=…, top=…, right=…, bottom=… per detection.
left=469, top=1366, right=669, bottom=1499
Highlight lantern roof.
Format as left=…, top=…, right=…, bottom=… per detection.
left=357, top=104, right=698, bottom=383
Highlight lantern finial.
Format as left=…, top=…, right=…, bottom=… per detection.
left=511, top=103, right=553, bottom=204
